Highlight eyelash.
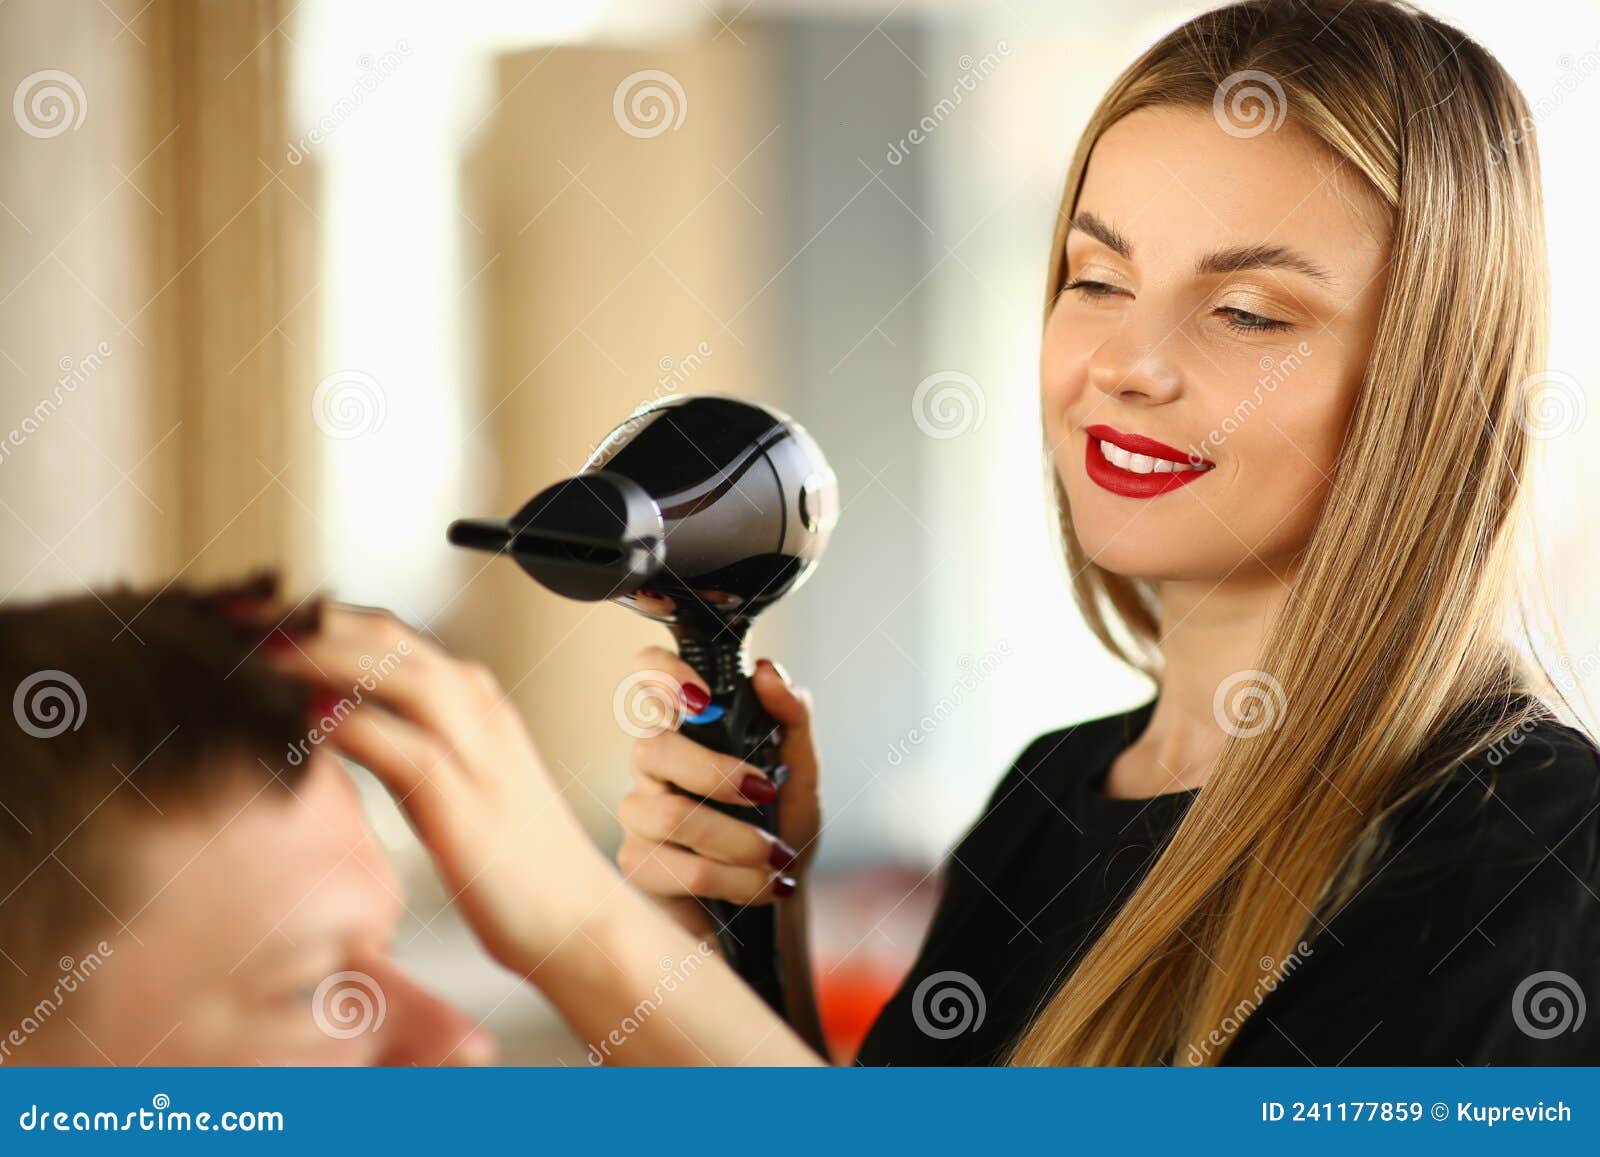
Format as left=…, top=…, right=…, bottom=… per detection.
left=1061, top=278, right=1291, bottom=334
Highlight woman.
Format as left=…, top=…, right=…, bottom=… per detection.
left=270, top=0, right=1600, bottom=1065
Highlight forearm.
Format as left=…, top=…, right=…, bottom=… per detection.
left=527, top=852, right=826, bottom=1066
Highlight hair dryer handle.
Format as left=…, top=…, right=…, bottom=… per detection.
left=676, top=666, right=787, bottom=1016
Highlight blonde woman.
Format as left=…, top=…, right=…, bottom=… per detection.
left=269, top=0, right=1599, bottom=1065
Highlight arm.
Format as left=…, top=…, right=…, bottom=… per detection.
left=267, top=603, right=825, bottom=1066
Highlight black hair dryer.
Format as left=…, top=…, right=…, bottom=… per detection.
left=446, top=394, right=837, bottom=1015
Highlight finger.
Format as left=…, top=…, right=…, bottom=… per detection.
left=269, top=604, right=501, bottom=761
left=312, top=700, right=459, bottom=847
left=630, top=645, right=710, bottom=719
left=617, top=791, right=796, bottom=872
left=616, top=839, right=782, bottom=907
left=632, top=729, right=776, bottom=808
left=751, top=658, right=810, bottom=728
left=753, top=658, right=818, bottom=792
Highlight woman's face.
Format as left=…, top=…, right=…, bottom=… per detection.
left=1042, top=105, right=1391, bottom=583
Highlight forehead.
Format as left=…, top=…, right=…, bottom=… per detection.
left=1075, top=105, right=1390, bottom=271
left=120, top=755, right=400, bottom=972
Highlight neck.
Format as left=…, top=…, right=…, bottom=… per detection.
left=1115, top=568, right=1292, bottom=796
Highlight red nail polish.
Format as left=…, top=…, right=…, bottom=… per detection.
left=768, top=839, right=798, bottom=871
left=773, top=875, right=797, bottom=898
left=263, top=631, right=297, bottom=655
left=309, top=692, right=344, bottom=726
left=216, top=596, right=272, bottom=624
left=680, top=682, right=711, bottom=713
left=739, top=773, right=778, bottom=804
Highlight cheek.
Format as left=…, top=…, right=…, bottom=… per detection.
left=1039, top=306, right=1088, bottom=440
left=1219, top=374, right=1354, bottom=549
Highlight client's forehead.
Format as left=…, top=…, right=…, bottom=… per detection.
left=117, top=754, right=400, bottom=981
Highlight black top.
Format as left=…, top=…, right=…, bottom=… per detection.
left=856, top=695, right=1600, bottom=1065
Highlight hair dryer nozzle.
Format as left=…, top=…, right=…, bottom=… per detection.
left=455, top=471, right=666, bottom=602
left=446, top=517, right=516, bottom=555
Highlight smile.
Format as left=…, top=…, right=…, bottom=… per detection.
left=1082, top=423, right=1215, bottom=498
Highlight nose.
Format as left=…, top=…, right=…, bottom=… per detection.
left=364, top=958, right=498, bottom=1067
left=1085, top=315, right=1182, bottom=404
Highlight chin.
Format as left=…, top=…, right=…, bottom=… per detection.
left=1064, top=500, right=1219, bottom=582
left=1079, top=540, right=1185, bottom=581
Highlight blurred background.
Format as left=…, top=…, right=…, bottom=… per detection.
left=2, top=0, right=1598, bottom=1062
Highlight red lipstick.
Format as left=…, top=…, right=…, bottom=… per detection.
left=1082, top=423, right=1214, bottom=499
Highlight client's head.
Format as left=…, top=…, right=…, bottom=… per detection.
left=0, top=574, right=493, bottom=1065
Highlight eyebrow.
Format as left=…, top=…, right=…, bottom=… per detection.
left=1067, top=211, right=1335, bottom=284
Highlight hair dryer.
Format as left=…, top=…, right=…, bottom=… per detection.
left=446, top=394, right=837, bottom=1015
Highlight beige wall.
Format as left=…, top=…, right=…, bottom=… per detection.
left=0, top=0, right=319, bottom=600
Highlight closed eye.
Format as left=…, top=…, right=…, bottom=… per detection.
left=1065, top=278, right=1291, bottom=335
left=1216, top=306, right=1290, bottom=333
left=1062, top=277, right=1124, bottom=299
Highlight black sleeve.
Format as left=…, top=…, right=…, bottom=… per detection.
left=1226, top=727, right=1600, bottom=1065
left=853, top=732, right=1065, bottom=1066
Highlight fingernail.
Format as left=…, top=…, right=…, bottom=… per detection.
left=773, top=875, right=798, bottom=898
left=738, top=772, right=778, bottom=805
left=768, top=839, right=798, bottom=871
left=309, top=691, right=344, bottom=727
left=680, top=682, right=711, bottom=713
left=757, top=658, right=792, bottom=685
left=216, top=596, right=272, bottom=624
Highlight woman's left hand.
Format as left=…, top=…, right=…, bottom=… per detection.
left=263, top=602, right=615, bottom=975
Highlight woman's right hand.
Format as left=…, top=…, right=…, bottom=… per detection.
left=616, top=647, right=821, bottom=943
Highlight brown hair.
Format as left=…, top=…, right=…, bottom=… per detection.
left=0, top=572, right=320, bottom=1001
left=1013, top=0, right=1579, bottom=1064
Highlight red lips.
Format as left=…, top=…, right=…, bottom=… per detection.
left=1082, top=423, right=1214, bottom=499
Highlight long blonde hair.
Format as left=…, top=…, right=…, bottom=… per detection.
left=1012, top=0, right=1579, bottom=1066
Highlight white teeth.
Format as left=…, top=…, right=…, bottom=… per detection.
left=1098, top=439, right=1206, bottom=474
